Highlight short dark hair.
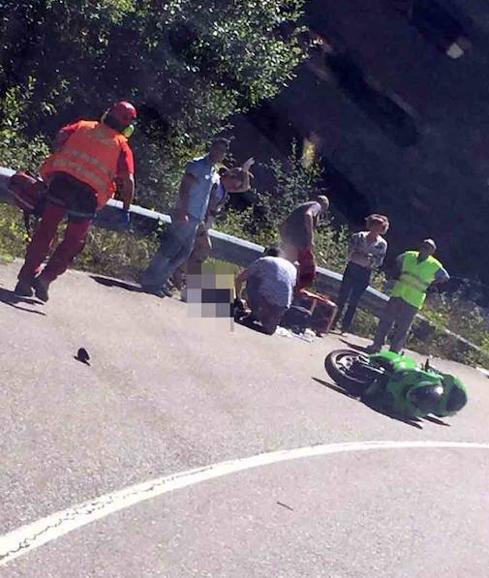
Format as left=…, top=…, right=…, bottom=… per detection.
left=366, top=214, right=390, bottom=233
left=211, top=137, right=231, bottom=149
left=263, top=246, right=281, bottom=257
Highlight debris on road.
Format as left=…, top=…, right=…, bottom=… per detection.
left=74, top=347, right=90, bottom=366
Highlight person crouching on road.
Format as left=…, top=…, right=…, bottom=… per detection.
left=367, top=239, right=449, bottom=354
left=15, top=101, right=136, bottom=302
left=332, top=214, right=389, bottom=333
left=279, top=192, right=329, bottom=291
left=234, top=246, right=297, bottom=335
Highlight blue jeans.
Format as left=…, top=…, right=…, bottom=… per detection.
left=141, top=218, right=201, bottom=290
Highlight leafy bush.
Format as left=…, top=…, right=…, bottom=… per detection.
left=0, top=85, right=50, bottom=171
left=0, top=0, right=306, bottom=211
left=77, top=228, right=159, bottom=280
left=0, top=205, right=27, bottom=263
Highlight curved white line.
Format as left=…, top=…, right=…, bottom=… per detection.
left=1, top=440, right=488, bottom=567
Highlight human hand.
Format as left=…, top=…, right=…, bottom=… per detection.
left=176, top=209, right=189, bottom=223
left=242, top=157, right=255, bottom=172
left=113, top=209, right=130, bottom=230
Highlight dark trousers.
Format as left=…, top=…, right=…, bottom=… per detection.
left=372, top=296, right=418, bottom=353
left=18, top=173, right=96, bottom=285
left=334, top=262, right=371, bottom=331
left=246, top=276, right=286, bottom=335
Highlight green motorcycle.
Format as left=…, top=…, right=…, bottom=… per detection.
left=324, top=349, right=468, bottom=419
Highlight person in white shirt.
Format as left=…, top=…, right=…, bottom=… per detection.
left=333, top=214, right=389, bottom=333
left=235, top=247, right=297, bottom=335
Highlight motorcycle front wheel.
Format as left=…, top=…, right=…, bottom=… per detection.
left=324, top=349, right=373, bottom=394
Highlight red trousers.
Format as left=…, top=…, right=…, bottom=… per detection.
left=296, top=248, right=317, bottom=291
left=18, top=202, right=91, bottom=284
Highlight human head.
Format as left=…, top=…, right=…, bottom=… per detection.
left=366, top=214, right=390, bottom=235
left=103, top=101, right=137, bottom=137
left=221, top=167, right=247, bottom=191
left=263, top=245, right=281, bottom=257
left=209, top=137, right=230, bottom=164
left=419, top=238, right=437, bottom=259
left=314, top=190, right=330, bottom=214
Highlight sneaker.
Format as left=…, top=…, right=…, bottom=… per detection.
left=14, top=280, right=34, bottom=298
left=161, top=284, right=174, bottom=298
left=33, top=276, right=50, bottom=302
left=141, top=284, right=171, bottom=298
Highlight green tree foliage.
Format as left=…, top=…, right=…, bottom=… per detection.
left=0, top=0, right=305, bottom=207
left=218, top=146, right=350, bottom=272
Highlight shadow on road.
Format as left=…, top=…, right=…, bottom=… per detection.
left=423, top=415, right=451, bottom=427
left=339, top=338, right=370, bottom=352
left=236, top=315, right=274, bottom=336
left=0, top=287, right=46, bottom=316
left=312, top=376, right=424, bottom=429
left=90, top=275, right=144, bottom=293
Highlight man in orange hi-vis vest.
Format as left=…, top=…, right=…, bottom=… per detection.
left=15, top=101, right=136, bottom=302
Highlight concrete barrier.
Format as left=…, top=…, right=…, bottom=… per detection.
left=0, top=166, right=485, bottom=360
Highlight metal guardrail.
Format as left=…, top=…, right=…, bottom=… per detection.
left=0, top=166, right=484, bottom=360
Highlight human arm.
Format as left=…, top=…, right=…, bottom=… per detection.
left=368, top=240, right=387, bottom=269
left=235, top=268, right=250, bottom=298
left=304, top=212, right=315, bottom=248
left=175, top=172, right=197, bottom=222
left=431, top=267, right=450, bottom=286
left=390, top=253, right=405, bottom=279
left=118, top=174, right=134, bottom=211
left=234, top=157, right=255, bottom=192
left=348, top=233, right=363, bottom=260
left=206, top=183, right=222, bottom=220
left=54, top=122, right=81, bottom=150
left=116, top=144, right=135, bottom=211
left=304, top=203, right=321, bottom=248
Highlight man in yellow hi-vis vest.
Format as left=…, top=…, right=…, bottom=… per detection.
left=367, top=239, right=449, bottom=354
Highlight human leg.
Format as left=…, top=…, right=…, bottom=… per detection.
left=40, top=218, right=91, bottom=283
left=369, top=297, right=401, bottom=352
left=332, top=263, right=355, bottom=329
left=17, top=202, right=66, bottom=287
left=141, top=220, right=200, bottom=292
left=296, top=248, right=316, bottom=291
left=259, top=301, right=287, bottom=335
left=340, top=265, right=370, bottom=332
left=389, top=300, right=418, bottom=353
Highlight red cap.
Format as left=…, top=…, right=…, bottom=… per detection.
left=108, top=101, right=137, bottom=126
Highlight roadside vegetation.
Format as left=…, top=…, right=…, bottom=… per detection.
left=1, top=1, right=488, bottom=368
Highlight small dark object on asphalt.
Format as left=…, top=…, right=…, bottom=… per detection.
left=276, top=501, right=294, bottom=511
left=75, top=347, right=90, bottom=365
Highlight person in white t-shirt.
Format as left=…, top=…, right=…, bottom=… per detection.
left=333, top=214, right=389, bottom=333
left=235, top=247, right=297, bottom=335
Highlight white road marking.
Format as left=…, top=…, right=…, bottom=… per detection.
left=1, top=440, right=488, bottom=567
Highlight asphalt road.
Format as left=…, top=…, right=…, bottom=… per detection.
left=1, top=261, right=488, bottom=578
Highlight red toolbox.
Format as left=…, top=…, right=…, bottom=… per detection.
left=296, top=289, right=338, bottom=335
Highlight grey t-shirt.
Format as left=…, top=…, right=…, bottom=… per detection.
left=247, top=256, right=297, bottom=308
left=281, top=202, right=322, bottom=249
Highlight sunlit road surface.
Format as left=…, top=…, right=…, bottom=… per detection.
left=1, top=261, right=488, bottom=577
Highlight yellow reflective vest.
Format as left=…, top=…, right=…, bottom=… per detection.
left=391, top=251, right=443, bottom=309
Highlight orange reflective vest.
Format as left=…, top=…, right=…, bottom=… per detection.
left=40, top=121, right=127, bottom=209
